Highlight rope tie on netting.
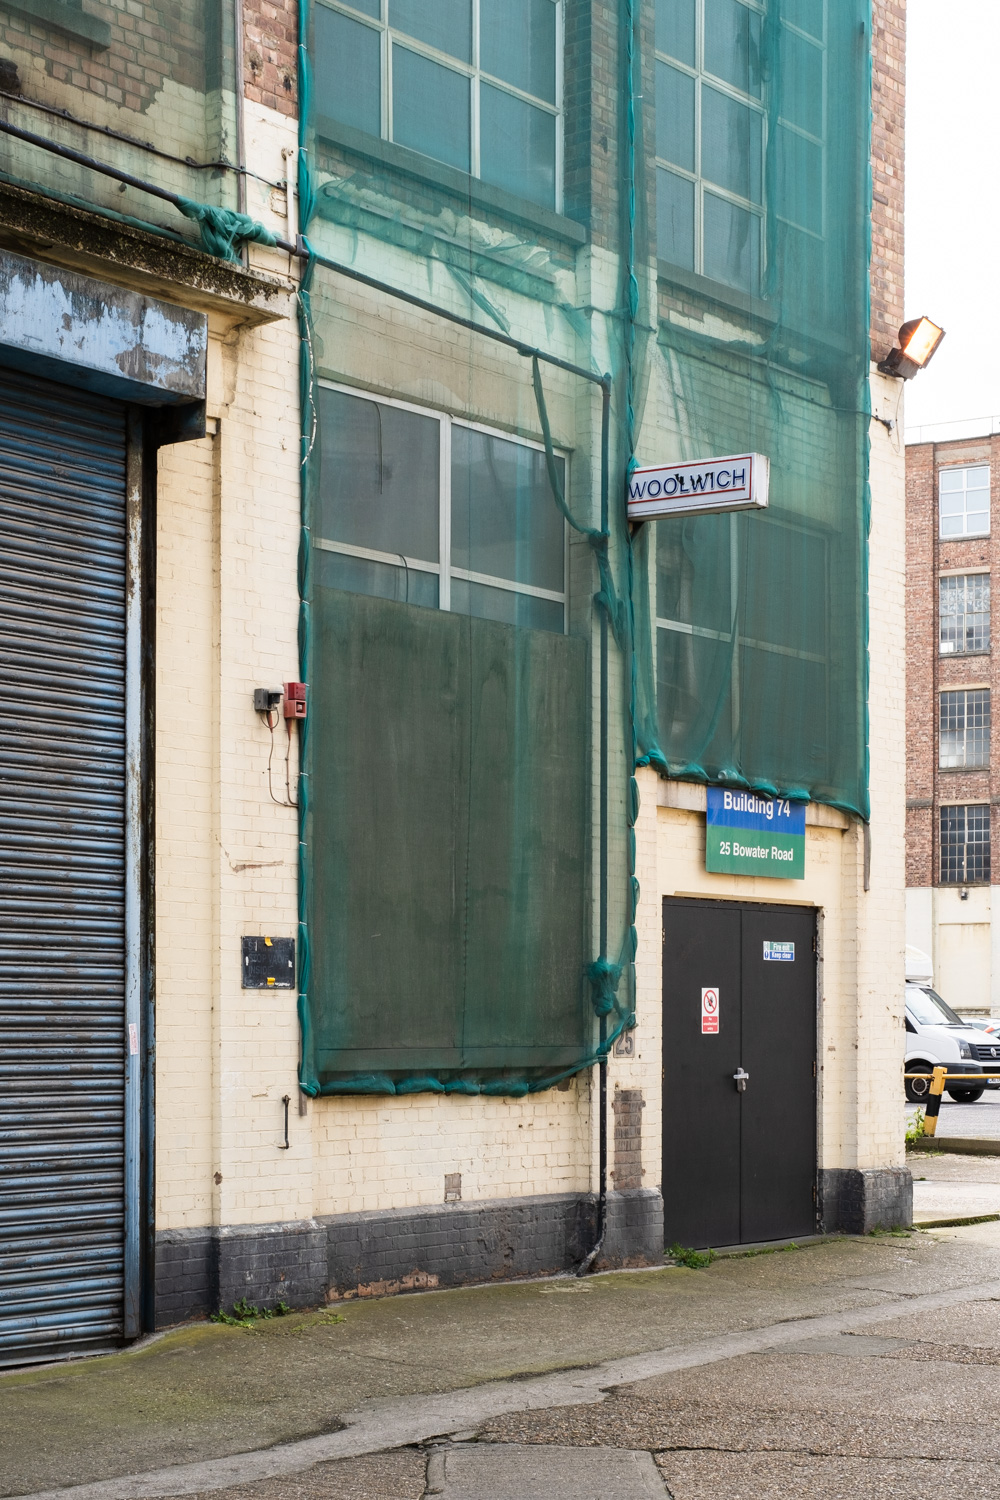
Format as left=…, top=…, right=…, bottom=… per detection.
left=530, top=355, right=626, bottom=651
left=175, top=199, right=280, bottom=262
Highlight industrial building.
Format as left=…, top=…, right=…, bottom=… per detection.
left=0, top=0, right=908, bottom=1366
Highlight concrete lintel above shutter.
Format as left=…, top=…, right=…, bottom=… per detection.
left=0, top=248, right=207, bottom=406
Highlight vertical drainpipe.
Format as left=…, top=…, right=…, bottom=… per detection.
left=233, top=0, right=247, bottom=218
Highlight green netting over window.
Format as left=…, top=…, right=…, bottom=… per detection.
left=633, top=0, right=872, bottom=817
left=295, top=0, right=873, bottom=1095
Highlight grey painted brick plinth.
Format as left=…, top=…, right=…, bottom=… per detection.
left=155, top=1191, right=666, bottom=1327
left=820, top=1167, right=913, bottom=1235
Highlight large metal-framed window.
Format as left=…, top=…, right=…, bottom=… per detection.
left=313, top=0, right=564, bottom=211
left=940, top=573, right=990, bottom=656
left=939, top=465, right=990, bottom=539
left=655, top=510, right=830, bottom=765
left=313, top=383, right=568, bottom=635
left=939, top=688, right=991, bottom=769
left=940, top=804, right=990, bottom=885
left=654, top=0, right=826, bottom=296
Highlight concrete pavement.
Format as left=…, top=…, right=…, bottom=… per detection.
left=912, top=1145, right=1000, bottom=1223
left=9, top=1215, right=1000, bottom=1498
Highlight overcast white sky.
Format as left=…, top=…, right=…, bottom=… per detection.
left=904, top=0, right=1000, bottom=436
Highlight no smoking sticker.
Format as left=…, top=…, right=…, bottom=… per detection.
left=701, top=987, right=720, bottom=1034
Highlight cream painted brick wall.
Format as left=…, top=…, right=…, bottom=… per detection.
left=156, top=289, right=305, bottom=1230
left=856, top=373, right=908, bottom=1169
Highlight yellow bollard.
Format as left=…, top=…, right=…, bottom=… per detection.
left=923, top=1065, right=947, bottom=1137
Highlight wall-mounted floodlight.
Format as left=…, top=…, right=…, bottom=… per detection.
left=878, top=317, right=945, bottom=380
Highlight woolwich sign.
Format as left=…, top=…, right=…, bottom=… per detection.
left=627, top=452, right=769, bottom=521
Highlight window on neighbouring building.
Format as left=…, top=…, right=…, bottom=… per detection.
left=940, top=804, right=991, bottom=884
left=313, top=0, right=561, bottom=210
left=314, top=384, right=567, bottom=634
left=939, top=465, right=990, bottom=539
left=940, top=573, right=990, bottom=655
left=939, top=688, right=991, bottom=769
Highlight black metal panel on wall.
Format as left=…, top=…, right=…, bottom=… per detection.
left=0, top=368, right=130, bottom=1364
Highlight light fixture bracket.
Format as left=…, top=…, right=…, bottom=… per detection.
left=878, top=316, right=945, bottom=381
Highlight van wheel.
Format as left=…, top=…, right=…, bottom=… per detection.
left=947, top=1087, right=985, bottom=1104
left=906, top=1067, right=934, bottom=1103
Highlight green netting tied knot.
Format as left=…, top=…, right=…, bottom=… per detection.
left=176, top=199, right=280, bottom=263
left=587, top=957, right=623, bottom=1018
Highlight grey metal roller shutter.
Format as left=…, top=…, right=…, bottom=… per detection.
left=0, top=368, right=129, bottom=1364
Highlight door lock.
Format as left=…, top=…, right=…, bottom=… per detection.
left=733, top=1067, right=749, bottom=1092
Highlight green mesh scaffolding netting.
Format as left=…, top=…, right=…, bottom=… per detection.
left=295, top=0, right=873, bottom=1096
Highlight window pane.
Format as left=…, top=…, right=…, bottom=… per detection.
left=939, top=575, right=990, bottom=655
left=940, top=514, right=963, bottom=539
left=784, top=0, right=824, bottom=40
left=941, top=805, right=991, bottom=884
left=390, top=0, right=471, bottom=63
left=313, top=7, right=381, bottom=137
left=703, top=192, right=761, bottom=294
left=451, top=578, right=564, bottom=633
left=657, top=168, right=695, bottom=269
left=655, top=0, right=695, bottom=66
left=656, top=61, right=695, bottom=172
left=481, top=0, right=556, bottom=103
left=702, top=86, right=762, bottom=202
left=393, top=47, right=470, bottom=170
left=776, top=124, right=822, bottom=235
left=940, top=690, right=991, bottom=769
left=317, top=389, right=440, bottom=562
left=451, top=426, right=564, bottom=592
left=705, top=0, right=762, bottom=98
left=342, top=0, right=380, bottom=15
left=480, top=86, right=556, bottom=208
left=779, top=26, right=823, bottom=137
left=939, top=470, right=964, bottom=491
left=317, top=549, right=439, bottom=609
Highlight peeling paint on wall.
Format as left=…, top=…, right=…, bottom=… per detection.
left=0, top=248, right=206, bottom=402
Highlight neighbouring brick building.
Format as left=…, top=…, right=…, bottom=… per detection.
left=906, top=432, right=1000, bottom=1015
left=0, top=0, right=911, bottom=1369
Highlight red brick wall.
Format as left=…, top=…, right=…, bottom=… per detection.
left=906, top=435, right=1000, bottom=887
left=871, top=0, right=905, bottom=363
left=244, top=0, right=296, bottom=119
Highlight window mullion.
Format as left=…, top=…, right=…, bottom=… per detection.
left=555, top=0, right=565, bottom=214
left=440, top=416, right=452, bottom=612
left=471, top=0, right=481, bottom=177
left=384, top=26, right=393, bottom=142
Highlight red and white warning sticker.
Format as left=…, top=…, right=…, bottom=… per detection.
left=701, top=987, right=720, bottom=1034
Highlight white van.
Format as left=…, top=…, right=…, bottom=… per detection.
left=905, top=982, right=989, bottom=1104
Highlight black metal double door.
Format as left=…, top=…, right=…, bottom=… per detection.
left=662, top=899, right=816, bottom=1249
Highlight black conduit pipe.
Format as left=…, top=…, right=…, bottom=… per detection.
left=0, top=116, right=300, bottom=254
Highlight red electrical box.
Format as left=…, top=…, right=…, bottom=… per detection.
left=283, top=681, right=307, bottom=720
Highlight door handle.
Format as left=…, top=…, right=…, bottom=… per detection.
left=733, top=1067, right=749, bottom=1092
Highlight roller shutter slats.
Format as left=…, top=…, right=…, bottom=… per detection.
left=0, top=369, right=127, bottom=1365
